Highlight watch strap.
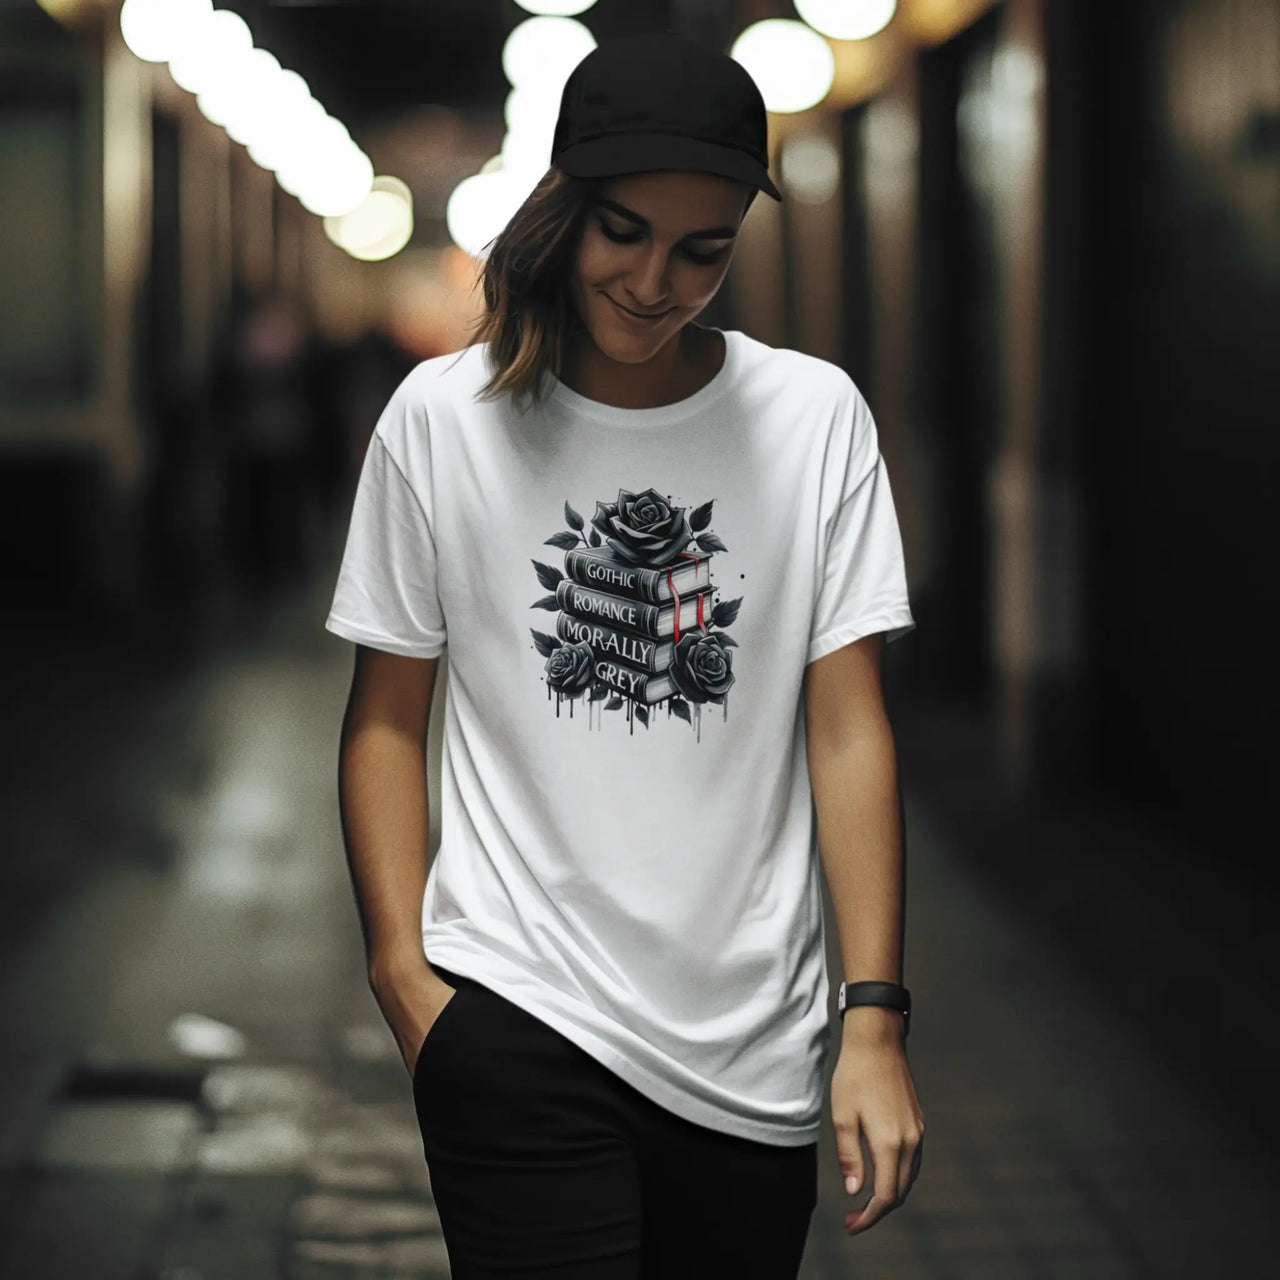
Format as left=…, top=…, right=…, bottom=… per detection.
left=838, top=980, right=911, bottom=1035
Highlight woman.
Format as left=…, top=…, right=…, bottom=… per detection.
left=327, top=30, right=924, bottom=1279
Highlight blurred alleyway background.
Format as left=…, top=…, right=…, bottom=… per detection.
left=2, top=1, right=1277, bottom=1277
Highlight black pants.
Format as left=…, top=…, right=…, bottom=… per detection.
left=414, top=965, right=819, bottom=1279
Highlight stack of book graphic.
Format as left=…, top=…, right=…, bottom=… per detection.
left=554, top=544, right=717, bottom=705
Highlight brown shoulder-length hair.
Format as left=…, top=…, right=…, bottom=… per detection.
left=463, top=165, right=603, bottom=415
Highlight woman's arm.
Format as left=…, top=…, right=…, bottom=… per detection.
left=804, top=632, right=924, bottom=1235
left=337, top=644, right=454, bottom=1070
left=804, top=632, right=905, bottom=1036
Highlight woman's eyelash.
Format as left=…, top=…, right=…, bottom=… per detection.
left=598, top=221, right=641, bottom=245
left=596, top=219, right=726, bottom=265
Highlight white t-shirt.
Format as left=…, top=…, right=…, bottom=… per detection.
left=325, top=327, right=914, bottom=1147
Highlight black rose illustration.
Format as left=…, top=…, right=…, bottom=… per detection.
left=545, top=640, right=595, bottom=698
left=591, top=487, right=694, bottom=568
left=668, top=631, right=736, bottom=704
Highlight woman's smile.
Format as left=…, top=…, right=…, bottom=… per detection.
left=603, top=291, right=673, bottom=326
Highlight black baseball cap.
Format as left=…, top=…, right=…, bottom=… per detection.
left=550, top=30, right=783, bottom=202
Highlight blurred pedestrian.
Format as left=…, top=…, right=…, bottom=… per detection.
left=327, top=30, right=923, bottom=1277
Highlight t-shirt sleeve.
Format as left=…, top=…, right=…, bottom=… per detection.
left=806, top=380, right=915, bottom=666
left=324, top=380, right=447, bottom=659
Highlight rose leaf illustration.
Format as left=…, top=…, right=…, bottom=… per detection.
left=544, top=531, right=579, bottom=551
left=531, top=559, right=564, bottom=590
left=588, top=528, right=602, bottom=547
left=714, top=631, right=738, bottom=647
left=669, top=697, right=692, bottom=724
left=634, top=703, right=650, bottom=728
left=531, top=595, right=559, bottom=610
left=710, top=596, right=742, bottom=628
left=695, top=530, right=727, bottom=554
left=688, top=499, right=714, bottom=532
left=605, top=696, right=624, bottom=711
left=530, top=628, right=562, bottom=658
left=564, top=500, right=584, bottom=531
left=590, top=681, right=611, bottom=702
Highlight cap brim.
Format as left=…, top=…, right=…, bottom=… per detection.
left=555, top=131, right=782, bottom=202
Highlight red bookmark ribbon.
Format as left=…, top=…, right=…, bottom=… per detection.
left=666, top=552, right=709, bottom=645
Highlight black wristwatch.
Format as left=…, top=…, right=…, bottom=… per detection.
left=837, top=980, right=911, bottom=1037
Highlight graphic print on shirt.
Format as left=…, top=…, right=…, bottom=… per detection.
left=529, top=487, right=743, bottom=741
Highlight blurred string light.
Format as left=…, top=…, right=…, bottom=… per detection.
left=501, top=14, right=597, bottom=86
left=445, top=171, right=514, bottom=262
left=119, top=0, right=403, bottom=243
left=779, top=133, right=841, bottom=203
left=513, top=0, right=597, bottom=15
left=118, top=0, right=204, bottom=61
left=795, top=0, right=897, bottom=42
left=863, top=94, right=919, bottom=202
left=447, top=9, right=597, bottom=259
left=324, top=176, right=415, bottom=262
left=500, top=11, right=597, bottom=193
left=732, top=19, right=834, bottom=114
left=957, top=44, right=1042, bottom=198
left=166, top=5, right=251, bottom=92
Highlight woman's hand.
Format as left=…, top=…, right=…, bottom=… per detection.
left=831, top=1007, right=925, bottom=1235
left=369, top=954, right=459, bottom=1077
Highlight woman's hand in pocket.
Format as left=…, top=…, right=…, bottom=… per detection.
left=405, top=979, right=458, bottom=1078
left=369, top=954, right=458, bottom=1077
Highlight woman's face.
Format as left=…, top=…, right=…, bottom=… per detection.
left=570, top=169, right=750, bottom=361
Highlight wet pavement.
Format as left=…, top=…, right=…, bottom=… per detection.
left=0, top=549, right=1271, bottom=1279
